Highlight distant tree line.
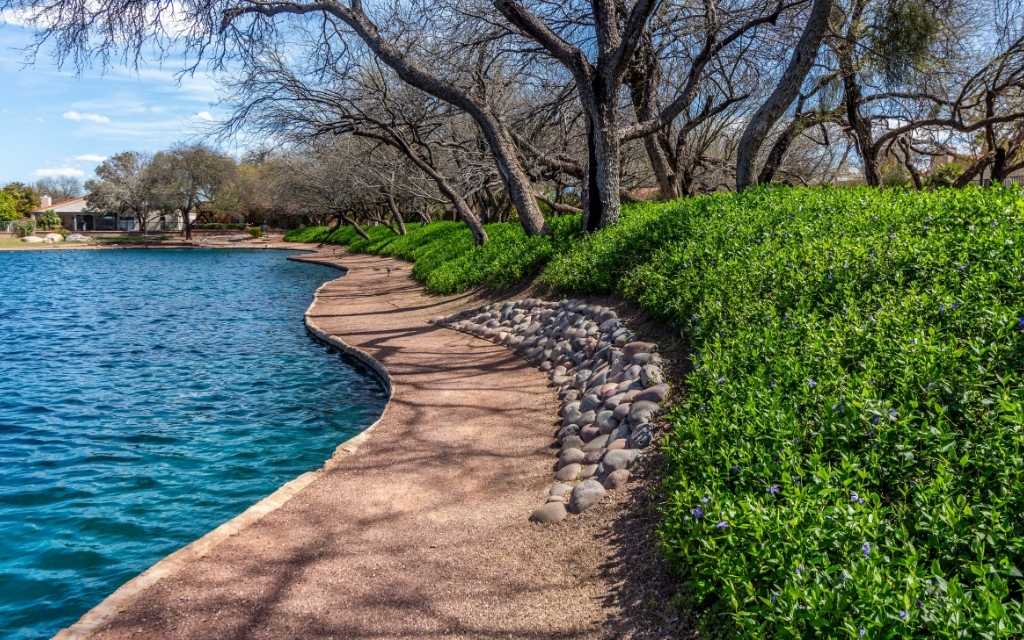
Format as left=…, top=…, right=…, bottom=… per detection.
left=5, top=0, right=1024, bottom=243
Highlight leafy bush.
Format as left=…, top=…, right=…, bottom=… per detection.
left=546, top=186, right=1024, bottom=638
left=37, top=210, right=62, bottom=230
left=289, top=186, right=1024, bottom=637
left=285, top=218, right=580, bottom=293
left=13, top=219, right=36, bottom=237
left=0, top=191, right=18, bottom=222
left=927, top=162, right=966, bottom=189
left=246, top=226, right=263, bottom=238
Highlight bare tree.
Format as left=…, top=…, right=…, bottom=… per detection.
left=148, top=144, right=236, bottom=239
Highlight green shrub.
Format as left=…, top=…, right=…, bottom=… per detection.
left=288, top=187, right=1024, bottom=637
left=0, top=191, right=18, bottom=222
left=246, top=226, right=263, bottom=238
left=13, top=219, right=36, bottom=237
left=546, top=186, right=1024, bottom=638
left=37, top=209, right=61, bottom=230
left=285, top=218, right=580, bottom=293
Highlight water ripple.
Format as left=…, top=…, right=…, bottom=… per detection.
left=0, top=249, right=386, bottom=639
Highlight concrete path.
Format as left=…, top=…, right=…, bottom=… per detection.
left=60, top=249, right=623, bottom=640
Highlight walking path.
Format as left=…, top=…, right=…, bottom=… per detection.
left=57, top=249, right=627, bottom=640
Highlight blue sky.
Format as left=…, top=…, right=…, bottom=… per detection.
left=0, top=20, right=232, bottom=185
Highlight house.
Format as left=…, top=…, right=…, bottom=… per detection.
left=32, top=195, right=193, bottom=232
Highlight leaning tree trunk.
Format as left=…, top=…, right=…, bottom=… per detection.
left=341, top=212, right=370, bottom=240
left=736, top=0, right=833, bottom=190
left=385, top=191, right=408, bottom=235
left=626, top=45, right=678, bottom=201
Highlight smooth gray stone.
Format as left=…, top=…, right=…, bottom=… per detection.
left=613, top=403, right=632, bottom=421
left=560, top=400, right=581, bottom=417
left=603, top=469, right=631, bottom=490
left=558, top=448, right=586, bottom=467
left=602, top=448, right=639, bottom=471
left=555, top=463, right=581, bottom=481
left=579, top=425, right=601, bottom=441
left=530, top=501, right=567, bottom=523
left=561, top=435, right=585, bottom=450
left=583, top=434, right=610, bottom=451
left=580, top=394, right=602, bottom=412
left=570, top=479, right=607, bottom=513
left=549, top=482, right=573, bottom=498
left=629, top=400, right=659, bottom=422
left=634, top=383, right=669, bottom=403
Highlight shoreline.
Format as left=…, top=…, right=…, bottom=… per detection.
left=53, top=248, right=633, bottom=640
left=54, top=250, right=394, bottom=640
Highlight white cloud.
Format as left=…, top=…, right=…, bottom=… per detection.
left=34, top=167, right=85, bottom=178
left=195, top=111, right=215, bottom=122
left=63, top=110, right=111, bottom=124
left=74, top=154, right=107, bottom=163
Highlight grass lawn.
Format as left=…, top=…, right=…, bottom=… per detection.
left=288, top=185, right=1024, bottom=638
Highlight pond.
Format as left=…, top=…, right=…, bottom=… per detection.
left=0, top=248, right=386, bottom=639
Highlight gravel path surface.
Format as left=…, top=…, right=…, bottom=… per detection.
left=61, top=249, right=637, bottom=640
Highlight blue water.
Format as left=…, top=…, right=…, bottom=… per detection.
left=0, top=249, right=386, bottom=639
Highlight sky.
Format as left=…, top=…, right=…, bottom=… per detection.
left=0, top=20, right=232, bottom=185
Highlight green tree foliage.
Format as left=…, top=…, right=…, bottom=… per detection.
left=0, top=191, right=19, bottom=221
left=0, top=182, right=40, bottom=218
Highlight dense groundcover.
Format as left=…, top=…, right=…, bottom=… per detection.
left=287, top=186, right=1024, bottom=637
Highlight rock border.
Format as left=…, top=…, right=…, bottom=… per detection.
left=435, top=297, right=668, bottom=523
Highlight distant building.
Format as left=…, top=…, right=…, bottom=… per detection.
left=32, top=195, right=193, bottom=232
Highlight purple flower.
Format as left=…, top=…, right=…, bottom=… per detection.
left=870, top=413, right=881, bottom=426
left=691, top=507, right=704, bottom=520
left=715, top=521, right=729, bottom=530
left=859, top=629, right=866, bottom=638
left=862, top=542, right=872, bottom=557
left=702, top=495, right=711, bottom=504
left=888, top=408, right=899, bottom=421
left=899, top=610, right=908, bottom=621
left=807, top=378, right=817, bottom=389
left=767, top=484, right=781, bottom=496
left=1018, top=316, right=1024, bottom=331
left=850, top=491, right=865, bottom=504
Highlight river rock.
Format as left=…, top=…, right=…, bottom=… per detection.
left=570, top=479, right=606, bottom=513
left=555, top=463, right=581, bottom=481
left=640, top=365, right=664, bottom=387
left=602, top=448, right=639, bottom=471
left=558, top=448, right=585, bottom=467
left=603, top=469, right=631, bottom=490
left=530, top=501, right=567, bottom=524
left=583, top=434, right=610, bottom=451
left=561, top=434, right=585, bottom=450
left=628, top=425, right=654, bottom=449
left=634, top=384, right=669, bottom=403
left=629, top=400, right=659, bottom=423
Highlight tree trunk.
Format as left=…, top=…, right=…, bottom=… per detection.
left=581, top=80, right=622, bottom=232
left=341, top=212, right=370, bottom=240
left=736, top=0, right=833, bottom=190
left=626, top=53, right=678, bottom=200
left=385, top=191, right=408, bottom=235
left=183, top=206, right=192, bottom=240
